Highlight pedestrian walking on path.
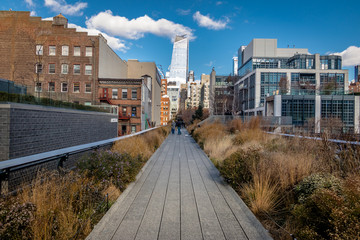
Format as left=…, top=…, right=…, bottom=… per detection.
left=171, top=121, right=176, bottom=134
left=176, top=120, right=181, bottom=135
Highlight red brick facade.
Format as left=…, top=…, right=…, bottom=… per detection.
left=99, top=78, right=151, bottom=136
left=160, top=79, right=170, bottom=125
left=0, top=11, right=100, bottom=104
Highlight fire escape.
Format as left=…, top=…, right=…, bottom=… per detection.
left=99, top=88, right=131, bottom=136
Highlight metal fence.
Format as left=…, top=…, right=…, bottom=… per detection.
left=0, top=127, right=160, bottom=195
left=266, top=131, right=360, bottom=146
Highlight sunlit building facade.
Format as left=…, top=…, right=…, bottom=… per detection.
left=167, top=36, right=189, bottom=117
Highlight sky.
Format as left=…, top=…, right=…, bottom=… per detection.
left=1, top=0, right=360, bottom=81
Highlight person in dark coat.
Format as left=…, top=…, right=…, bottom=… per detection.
left=176, top=120, right=181, bottom=135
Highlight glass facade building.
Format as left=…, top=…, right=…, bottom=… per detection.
left=234, top=39, right=348, bottom=117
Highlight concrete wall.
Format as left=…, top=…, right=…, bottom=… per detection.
left=98, top=36, right=128, bottom=79
left=0, top=103, right=118, bottom=161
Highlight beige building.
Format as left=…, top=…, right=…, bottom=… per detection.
left=189, top=81, right=201, bottom=109
left=127, top=59, right=161, bottom=126
left=200, top=74, right=210, bottom=109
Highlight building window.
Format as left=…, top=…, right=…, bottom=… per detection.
left=131, top=125, right=136, bottom=133
left=48, top=82, right=55, bottom=92
left=61, top=82, right=68, bottom=92
left=122, top=89, right=128, bottom=99
left=49, top=46, right=56, bottom=56
left=121, top=125, right=127, bottom=135
left=36, top=45, right=43, bottom=55
left=86, top=47, right=93, bottom=57
left=74, top=46, right=80, bottom=56
left=35, top=82, right=42, bottom=92
left=112, top=89, right=118, bottom=99
left=85, top=83, right=91, bottom=93
left=132, top=89, right=137, bottom=99
left=73, top=64, right=80, bottom=74
left=73, top=82, right=80, bottom=93
left=36, top=63, right=42, bottom=73
left=61, top=64, right=68, bottom=74
left=131, top=107, right=136, bottom=117
left=122, top=107, right=127, bottom=116
left=48, top=64, right=55, bottom=74
left=85, top=65, right=92, bottom=75
left=62, top=46, right=69, bottom=56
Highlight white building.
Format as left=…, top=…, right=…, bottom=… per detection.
left=233, top=57, right=238, bottom=76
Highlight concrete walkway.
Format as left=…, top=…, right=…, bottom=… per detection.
left=87, top=130, right=272, bottom=240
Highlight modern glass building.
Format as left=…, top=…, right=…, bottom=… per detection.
left=167, top=35, right=189, bottom=117
left=168, top=36, right=189, bottom=85
left=266, top=95, right=359, bottom=133
left=234, top=39, right=349, bottom=116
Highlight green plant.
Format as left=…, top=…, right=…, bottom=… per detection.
left=78, top=150, right=145, bottom=191
left=294, top=173, right=342, bottom=204
left=218, top=149, right=261, bottom=191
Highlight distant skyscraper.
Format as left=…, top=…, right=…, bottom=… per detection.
left=232, top=57, right=238, bottom=76
left=169, top=35, right=189, bottom=85
left=167, top=35, right=189, bottom=117
left=356, top=65, right=360, bottom=82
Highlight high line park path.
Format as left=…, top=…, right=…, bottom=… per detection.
left=87, top=130, right=272, bottom=240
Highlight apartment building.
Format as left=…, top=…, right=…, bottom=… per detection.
left=235, top=39, right=349, bottom=116
left=0, top=11, right=127, bottom=105
left=160, top=79, right=170, bottom=125
left=98, top=76, right=152, bottom=135
left=200, top=73, right=210, bottom=109
left=127, top=60, right=161, bottom=126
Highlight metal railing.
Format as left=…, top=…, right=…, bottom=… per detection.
left=266, top=131, right=360, bottom=145
left=0, top=127, right=160, bottom=195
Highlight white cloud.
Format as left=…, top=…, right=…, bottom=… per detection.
left=193, top=11, right=229, bottom=30
left=86, top=10, right=195, bottom=41
left=67, top=23, right=128, bottom=52
left=205, top=61, right=214, bottom=67
left=30, top=11, right=37, bottom=16
left=216, top=1, right=223, bottom=5
left=25, top=0, right=35, bottom=7
left=42, top=17, right=127, bottom=51
left=177, top=9, right=191, bottom=16
left=44, top=0, right=87, bottom=16
left=332, top=46, right=360, bottom=67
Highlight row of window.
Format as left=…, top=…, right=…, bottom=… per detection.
left=36, top=45, right=93, bottom=57
left=110, top=88, right=137, bottom=100
left=36, top=63, right=92, bottom=75
left=35, top=82, right=91, bottom=93
left=121, top=125, right=137, bottom=135
left=121, top=107, right=138, bottom=117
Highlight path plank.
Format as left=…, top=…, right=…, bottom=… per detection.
left=86, top=129, right=272, bottom=240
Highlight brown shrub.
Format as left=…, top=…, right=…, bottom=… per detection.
left=112, top=127, right=169, bottom=159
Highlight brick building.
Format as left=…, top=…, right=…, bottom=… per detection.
left=349, top=82, right=360, bottom=94
left=127, top=60, right=161, bottom=126
left=99, top=76, right=152, bottom=135
left=0, top=11, right=127, bottom=105
left=160, top=79, right=170, bottom=125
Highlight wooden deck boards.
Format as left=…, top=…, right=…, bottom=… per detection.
left=87, top=130, right=272, bottom=240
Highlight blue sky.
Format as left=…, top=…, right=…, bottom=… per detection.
left=2, top=0, right=360, bottom=80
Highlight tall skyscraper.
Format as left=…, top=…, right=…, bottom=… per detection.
left=232, top=57, right=238, bottom=76
left=356, top=65, right=360, bottom=82
left=169, top=35, right=189, bottom=85
left=167, top=35, right=189, bottom=118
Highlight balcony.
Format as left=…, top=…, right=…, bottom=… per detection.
left=119, top=113, right=131, bottom=120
